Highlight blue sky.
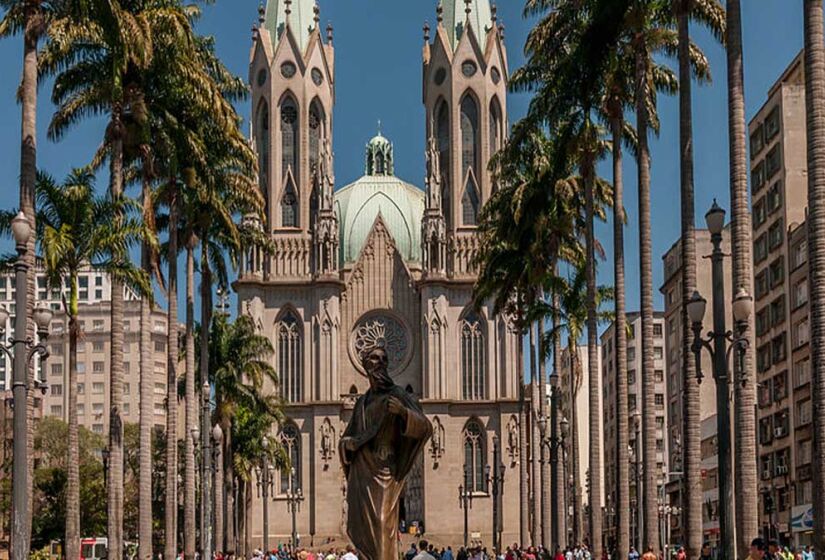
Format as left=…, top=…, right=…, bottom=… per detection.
left=0, top=1, right=806, bottom=320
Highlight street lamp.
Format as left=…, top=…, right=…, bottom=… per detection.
left=211, top=423, right=223, bottom=554
left=0, top=211, right=51, bottom=560
left=256, top=437, right=273, bottom=553
left=285, top=467, right=303, bottom=547
left=458, top=465, right=473, bottom=548
left=485, top=436, right=505, bottom=553
left=688, top=201, right=752, bottom=560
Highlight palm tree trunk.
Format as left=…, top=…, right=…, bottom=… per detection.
left=552, top=300, right=565, bottom=548
left=583, top=142, right=603, bottom=559
left=610, top=106, right=630, bottom=560
left=570, top=345, right=582, bottom=546
left=635, top=39, right=660, bottom=555
left=138, top=181, right=154, bottom=560
left=530, top=323, right=540, bottom=545
left=676, top=2, right=702, bottom=557
left=224, top=425, right=236, bottom=553
left=184, top=241, right=196, bottom=560
left=18, top=6, right=39, bottom=557
left=65, top=306, right=80, bottom=560
left=726, top=1, right=759, bottom=553
left=538, top=319, right=550, bottom=550
left=519, top=333, right=529, bottom=547
left=164, top=189, right=179, bottom=559
left=106, top=110, right=126, bottom=560
left=803, top=0, right=825, bottom=551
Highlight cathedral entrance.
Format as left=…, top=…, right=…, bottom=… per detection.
left=400, top=454, right=425, bottom=536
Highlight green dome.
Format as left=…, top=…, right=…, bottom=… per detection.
left=335, top=175, right=424, bottom=264
left=263, top=0, right=317, bottom=53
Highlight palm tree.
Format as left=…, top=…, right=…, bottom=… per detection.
left=724, top=0, right=758, bottom=551
left=803, top=0, right=825, bottom=551
left=1, top=170, right=148, bottom=560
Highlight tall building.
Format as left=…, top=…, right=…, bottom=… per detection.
left=0, top=261, right=169, bottom=434
left=659, top=227, right=731, bottom=546
left=237, top=0, right=521, bottom=545
left=600, top=312, right=668, bottom=551
left=748, top=51, right=814, bottom=547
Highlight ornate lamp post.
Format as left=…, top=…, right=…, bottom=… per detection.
left=285, top=467, right=302, bottom=547
left=687, top=200, right=753, bottom=560
left=212, top=423, right=223, bottom=554
left=255, top=438, right=273, bottom=553
left=539, top=399, right=569, bottom=550
left=485, top=436, right=505, bottom=553
left=0, top=211, right=52, bottom=560
left=459, top=465, right=473, bottom=548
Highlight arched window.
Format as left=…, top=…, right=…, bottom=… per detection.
left=277, top=311, right=303, bottom=403
left=436, top=100, right=451, bottom=216
left=280, top=97, right=299, bottom=178
left=309, top=100, right=324, bottom=173
left=463, top=420, right=486, bottom=493
left=279, top=423, right=301, bottom=494
left=257, top=101, right=270, bottom=192
left=489, top=97, right=502, bottom=158
left=460, top=95, right=480, bottom=180
left=281, top=182, right=298, bottom=228
left=375, top=151, right=385, bottom=175
left=462, top=179, right=480, bottom=226
left=461, top=311, right=486, bottom=400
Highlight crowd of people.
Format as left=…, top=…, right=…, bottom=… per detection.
left=198, top=538, right=817, bottom=560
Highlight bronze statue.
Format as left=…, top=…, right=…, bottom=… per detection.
left=340, top=347, right=432, bottom=560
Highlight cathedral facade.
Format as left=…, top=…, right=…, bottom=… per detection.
left=236, top=0, right=522, bottom=546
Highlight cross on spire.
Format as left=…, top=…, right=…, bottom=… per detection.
left=284, top=0, right=292, bottom=22
left=258, top=1, right=265, bottom=24
left=465, top=0, right=472, bottom=21
left=377, top=120, right=382, bottom=136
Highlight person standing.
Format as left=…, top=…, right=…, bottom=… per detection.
left=412, top=541, right=436, bottom=560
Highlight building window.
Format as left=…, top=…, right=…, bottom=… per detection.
left=436, top=99, right=451, bottom=216
left=92, top=403, right=103, bottom=414
left=279, top=423, right=301, bottom=494
left=123, top=383, right=130, bottom=395
left=92, top=382, right=104, bottom=394
left=278, top=312, right=303, bottom=403
left=768, top=258, right=784, bottom=288
left=793, top=280, right=808, bottom=309
left=770, top=296, right=786, bottom=328
left=653, top=324, right=663, bottom=338
left=51, top=384, right=62, bottom=396
left=281, top=183, right=298, bottom=228
left=257, top=101, right=270, bottom=192
left=754, top=234, right=769, bottom=264
left=463, top=420, right=486, bottom=493
left=750, top=125, right=764, bottom=157
left=794, top=358, right=811, bottom=388
left=771, top=334, right=787, bottom=365
left=51, top=363, right=63, bottom=376
left=489, top=97, right=503, bottom=160
left=797, top=399, right=812, bottom=427
left=280, top=97, right=299, bottom=178
left=154, top=382, right=165, bottom=396
left=765, top=106, right=781, bottom=140
left=309, top=100, right=325, bottom=172
left=752, top=161, right=766, bottom=193
left=92, top=341, right=104, bottom=353
left=77, top=383, right=84, bottom=395
left=460, top=95, right=481, bottom=226
left=766, top=181, right=783, bottom=213
left=793, top=239, right=808, bottom=269
left=793, top=319, right=810, bottom=349
left=460, top=311, right=486, bottom=400
left=154, top=340, right=166, bottom=353
left=765, top=144, right=782, bottom=179
left=768, top=219, right=784, bottom=251
left=77, top=404, right=85, bottom=415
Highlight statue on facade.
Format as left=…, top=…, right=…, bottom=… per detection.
left=339, top=346, right=432, bottom=560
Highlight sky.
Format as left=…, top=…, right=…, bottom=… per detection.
left=0, top=0, right=808, bottom=324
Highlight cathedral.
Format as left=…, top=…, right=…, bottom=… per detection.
left=236, top=0, right=522, bottom=546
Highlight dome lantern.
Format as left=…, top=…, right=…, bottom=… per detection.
left=365, top=123, right=394, bottom=177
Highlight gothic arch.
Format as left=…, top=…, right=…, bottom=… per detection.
left=434, top=97, right=451, bottom=217
left=462, top=418, right=487, bottom=493
left=459, top=91, right=481, bottom=225
left=489, top=96, right=503, bottom=158
left=275, top=307, right=303, bottom=403
left=458, top=307, right=486, bottom=401
left=278, top=421, right=301, bottom=493
left=309, top=97, right=326, bottom=173
left=279, top=92, right=300, bottom=180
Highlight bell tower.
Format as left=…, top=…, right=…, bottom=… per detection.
left=422, top=0, right=508, bottom=278
left=250, top=0, right=337, bottom=280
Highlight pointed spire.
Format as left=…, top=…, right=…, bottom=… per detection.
left=491, top=3, right=497, bottom=24
left=498, top=21, right=505, bottom=40
left=284, top=0, right=292, bottom=23
left=465, top=0, right=472, bottom=21
left=258, top=1, right=265, bottom=24
left=423, top=20, right=431, bottom=42
left=326, top=21, right=334, bottom=43
left=313, top=1, right=320, bottom=25
left=437, top=1, right=443, bottom=24
left=377, top=120, right=382, bottom=136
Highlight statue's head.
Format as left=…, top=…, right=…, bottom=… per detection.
left=362, top=347, right=393, bottom=391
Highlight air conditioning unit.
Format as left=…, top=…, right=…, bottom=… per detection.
left=774, top=427, right=785, bottom=438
